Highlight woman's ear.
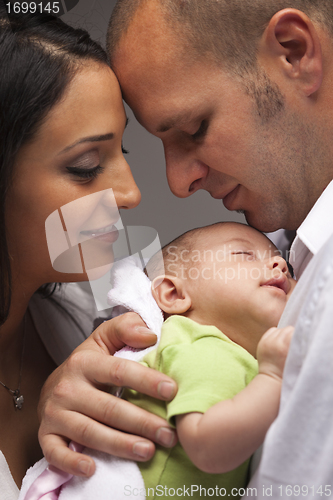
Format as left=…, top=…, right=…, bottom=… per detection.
left=152, top=275, right=192, bottom=315
left=260, top=8, right=323, bottom=96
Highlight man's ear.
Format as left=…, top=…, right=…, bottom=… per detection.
left=152, top=275, right=192, bottom=315
left=260, top=8, right=322, bottom=96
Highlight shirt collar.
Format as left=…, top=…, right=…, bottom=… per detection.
left=289, top=180, right=333, bottom=277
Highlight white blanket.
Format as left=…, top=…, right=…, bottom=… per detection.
left=19, top=255, right=163, bottom=500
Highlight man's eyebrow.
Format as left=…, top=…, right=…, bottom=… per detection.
left=157, top=120, right=176, bottom=133
left=156, top=111, right=194, bottom=133
left=59, top=118, right=129, bottom=155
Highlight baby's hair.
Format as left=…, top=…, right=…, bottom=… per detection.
left=145, top=222, right=229, bottom=282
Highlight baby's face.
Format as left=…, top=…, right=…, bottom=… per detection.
left=174, top=223, right=296, bottom=357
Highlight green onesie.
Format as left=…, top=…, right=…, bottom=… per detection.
left=125, top=315, right=258, bottom=499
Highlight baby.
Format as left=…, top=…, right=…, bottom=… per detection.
left=123, top=221, right=295, bottom=497
left=20, top=222, right=295, bottom=500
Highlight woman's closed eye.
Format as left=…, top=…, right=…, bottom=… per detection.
left=66, top=164, right=104, bottom=180
left=65, top=149, right=102, bottom=180
left=65, top=144, right=128, bottom=181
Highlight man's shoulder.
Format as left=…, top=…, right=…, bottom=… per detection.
left=299, top=231, right=333, bottom=289
left=280, top=232, right=333, bottom=328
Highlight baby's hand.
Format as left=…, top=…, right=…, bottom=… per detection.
left=257, top=326, right=294, bottom=381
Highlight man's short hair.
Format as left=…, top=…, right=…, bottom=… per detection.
left=108, top=0, right=333, bottom=75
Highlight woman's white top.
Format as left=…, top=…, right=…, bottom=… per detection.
left=1, top=283, right=105, bottom=499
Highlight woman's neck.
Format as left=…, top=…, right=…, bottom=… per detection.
left=0, top=296, right=57, bottom=488
left=0, top=282, right=36, bottom=377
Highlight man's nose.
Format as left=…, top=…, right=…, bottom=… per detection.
left=164, top=144, right=209, bottom=198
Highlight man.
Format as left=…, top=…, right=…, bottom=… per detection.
left=39, top=1, right=333, bottom=497
left=108, top=3, right=333, bottom=496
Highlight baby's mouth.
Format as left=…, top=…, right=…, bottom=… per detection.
left=262, top=275, right=290, bottom=294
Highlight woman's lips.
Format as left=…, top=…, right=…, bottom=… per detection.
left=80, top=224, right=119, bottom=244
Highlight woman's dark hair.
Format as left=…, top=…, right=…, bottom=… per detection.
left=0, top=2, right=109, bottom=325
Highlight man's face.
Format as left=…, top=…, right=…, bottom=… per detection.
left=112, top=3, right=326, bottom=232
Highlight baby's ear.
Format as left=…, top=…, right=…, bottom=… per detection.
left=152, top=275, right=192, bottom=314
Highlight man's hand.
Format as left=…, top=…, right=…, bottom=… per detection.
left=257, top=326, right=294, bottom=381
left=38, top=312, right=177, bottom=477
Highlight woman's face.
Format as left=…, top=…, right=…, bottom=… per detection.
left=5, top=63, right=141, bottom=289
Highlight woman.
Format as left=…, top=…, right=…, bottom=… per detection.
left=0, top=7, right=176, bottom=496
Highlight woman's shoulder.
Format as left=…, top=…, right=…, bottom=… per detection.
left=28, top=283, right=111, bottom=365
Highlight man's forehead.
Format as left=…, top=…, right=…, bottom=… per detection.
left=111, top=3, right=231, bottom=131
left=113, top=49, right=225, bottom=135
left=112, top=0, right=179, bottom=70
left=112, top=0, right=220, bottom=88
left=114, top=60, right=212, bottom=133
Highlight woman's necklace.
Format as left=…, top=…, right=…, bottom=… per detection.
left=0, top=317, right=26, bottom=410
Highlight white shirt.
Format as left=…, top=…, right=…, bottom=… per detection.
left=289, top=180, right=333, bottom=279
left=245, top=180, right=333, bottom=499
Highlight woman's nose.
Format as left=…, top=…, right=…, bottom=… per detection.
left=117, top=177, right=141, bottom=210
left=109, top=159, right=141, bottom=210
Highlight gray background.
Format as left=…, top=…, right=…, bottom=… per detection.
left=61, top=0, right=245, bottom=247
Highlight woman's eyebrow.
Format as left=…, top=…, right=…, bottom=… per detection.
left=58, top=133, right=115, bottom=155
left=58, top=118, right=129, bottom=155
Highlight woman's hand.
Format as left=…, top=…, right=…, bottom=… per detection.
left=38, top=312, right=178, bottom=477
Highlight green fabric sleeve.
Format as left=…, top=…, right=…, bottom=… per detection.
left=149, top=316, right=258, bottom=426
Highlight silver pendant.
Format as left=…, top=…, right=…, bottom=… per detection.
left=13, top=390, right=24, bottom=410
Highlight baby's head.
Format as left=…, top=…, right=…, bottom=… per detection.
left=147, top=222, right=296, bottom=357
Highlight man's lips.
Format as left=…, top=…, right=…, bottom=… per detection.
left=261, top=274, right=290, bottom=295
left=211, top=185, right=241, bottom=210
left=211, top=184, right=239, bottom=200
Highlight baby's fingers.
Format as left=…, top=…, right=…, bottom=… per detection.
left=258, top=326, right=294, bottom=353
left=257, top=326, right=295, bottom=379
left=276, top=325, right=294, bottom=347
